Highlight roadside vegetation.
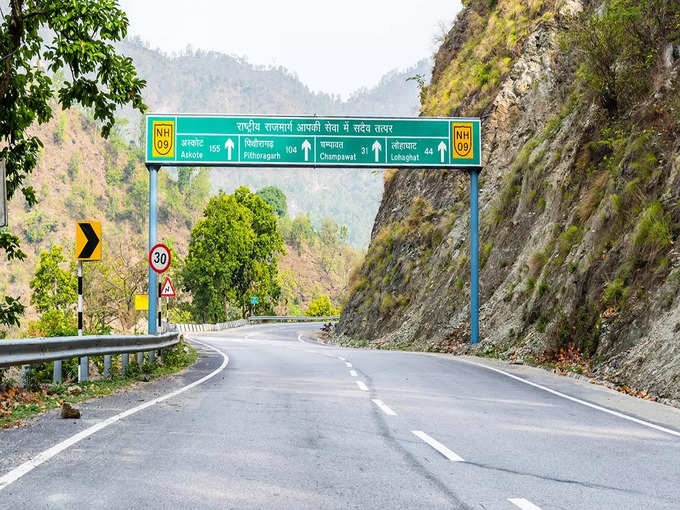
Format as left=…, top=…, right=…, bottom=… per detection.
left=0, top=0, right=146, bottom=333
left=0, top=339, right=197, bottom=429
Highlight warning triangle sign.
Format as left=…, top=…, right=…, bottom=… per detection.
left=160, top=277, right=176, bottom=297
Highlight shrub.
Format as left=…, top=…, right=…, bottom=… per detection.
left=305, top=295, right=341, bottom=317
left=632, top=201, right=672, bottom=265
left=54, top=112, right=68, bottom=145
left=566, top=0, right=680, bottom=114
left=22, top=210, right=58, bottom=244
left=480, top=241, right=493, bottom=269
left=602, top=277, right=630, bottom=307
left=67, top=152, right=81, bottom=179
left=558, top=225, right=582, bottom=258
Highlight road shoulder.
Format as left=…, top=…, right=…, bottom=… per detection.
left=0, top=339, right=224, bottom=478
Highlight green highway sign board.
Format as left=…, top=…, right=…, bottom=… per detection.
left=146, top=115, right=481, bottom=168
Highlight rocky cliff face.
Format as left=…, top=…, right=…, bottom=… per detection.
left=337, top=0, right=680, bottom=401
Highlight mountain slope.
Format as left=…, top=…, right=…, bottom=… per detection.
left=117, top=38, right=430, bottom=247
left=337, top=0, right=680, bottom=401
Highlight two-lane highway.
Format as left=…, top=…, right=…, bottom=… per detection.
left=1, top=323, right=679, bottom=509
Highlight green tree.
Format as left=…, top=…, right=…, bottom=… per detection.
left=28, top=245, right=77, bottom=336
left=256, top=186, right=287, bottom=217
left=177, top=167, right=194, bottom=192
left=29, top=245, right=76, bottom=314
left=290, top=214, right=315, bottom=255
left=0, top=0, right=147, bottom=328
left=305, top=295, right=340, bottom=317
left=181, top=187, right=284, bottom=322
left=567, top=0, right=680, bottom=114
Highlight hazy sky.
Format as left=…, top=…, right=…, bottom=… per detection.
left=118, top=0, right=462, bottom=98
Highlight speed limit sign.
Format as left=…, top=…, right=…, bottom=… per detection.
left=149, top=243, right=171, bottom=273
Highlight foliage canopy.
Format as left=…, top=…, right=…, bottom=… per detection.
left=256, top=186, right=287, bottom=217
left=0, top=0, right=147, bottom=328
left=181, top=187, right=284, bottom=322
left=305, top=295, right=341, bottom=317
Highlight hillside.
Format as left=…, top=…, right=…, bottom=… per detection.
left=277, top=240, right=361, bottom=316
left=0, top=107, right=210, bottom=333
left=337, top=0, right=680, bottom=401
left=117, top=38, right=430, bottom=247
left=1, top=107, right=358, bottom=334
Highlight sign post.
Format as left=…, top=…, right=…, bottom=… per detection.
left=145, top=114, right=483, bottom=344
left=72, top=221, right=102, bottom=382
left=250, top=296, right=259, bottom=317
left=145, top=166, right=160, bottom=368
left=148, top=242, right=171, bottom=361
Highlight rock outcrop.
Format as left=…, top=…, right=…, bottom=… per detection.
left=337, top=0, right=680, bottom=400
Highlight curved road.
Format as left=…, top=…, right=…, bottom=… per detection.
left=1, top=323, right=680, bottom=509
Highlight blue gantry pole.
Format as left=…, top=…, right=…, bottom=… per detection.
left=470, top=169, right=480, bottom=344
left=148, top=165, right=159, bottom=342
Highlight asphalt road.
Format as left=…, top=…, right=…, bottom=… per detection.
left=1, top=323, right=680, bottom=509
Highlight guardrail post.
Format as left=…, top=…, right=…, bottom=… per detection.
left=20, top=365, right=29, bottom=388
left=103, top=355, right=111, bottom=378
left=53, top=360, right=62, bottom=384
left=121, top=353, right=128, bottom=376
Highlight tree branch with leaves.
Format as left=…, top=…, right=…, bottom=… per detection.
left=0, top=0, right=147, bottom=329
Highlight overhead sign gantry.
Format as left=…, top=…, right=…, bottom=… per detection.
left=146, top=115, right=481, bottom=168
left=145, top=114, right=483, bottom=343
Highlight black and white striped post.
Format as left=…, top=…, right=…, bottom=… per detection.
left=77, top=260, right=88, bottom=382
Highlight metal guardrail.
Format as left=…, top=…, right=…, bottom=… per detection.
left=248, top=316, right=340, bottom=323
left=170, top=319, right=249, bottom=333
left=0, top=332, right=180, bottom=369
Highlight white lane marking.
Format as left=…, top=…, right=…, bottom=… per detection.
left=356, top=381, right=368, bottom=391
left=345, top=362, right=352, bottom=368
left=372, top=399, right=397, bottom=416
left=456, top=359, right=680, bottom=439
left=338, top=356, right=346, bottom=361
left=0, top=339, right=229, bottom=492
left=509, top=498, right=543, bottom=510
left=411, top=430, right=464, bottom=462
left=349, top=370, right=358, bottom=377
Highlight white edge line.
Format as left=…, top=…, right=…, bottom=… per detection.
left=349, top=370, right=358, bottom=377
left=411, top=430, right=464, bottom=462
left=356, top=381, right=368, bottom=391
left=455, top=358, right=680, bottom=439
left=345, top=362, right=352, bottom=368
left=508, top=498, right=543, bottom=510
left=371, top=399, right=397, bottom=416
left=0, top=338, right=229, bottom=492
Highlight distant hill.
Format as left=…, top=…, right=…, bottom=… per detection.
left=3, top=107, right=360, bottom=333
left=116, top=38, right=430, bottom=247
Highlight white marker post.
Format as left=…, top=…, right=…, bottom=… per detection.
left=77, top=261, right=88, bottom=382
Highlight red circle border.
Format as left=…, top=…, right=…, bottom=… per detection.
left=149, top=243, right=171, bottom=273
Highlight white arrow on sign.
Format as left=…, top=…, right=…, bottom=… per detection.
left=372, top=140, right=382, bottom=163
left=438, top=141, right=448, bottom=163
left=225, top=139, right=235, bottom=160
left=302, top=139, right=312, bottom=161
